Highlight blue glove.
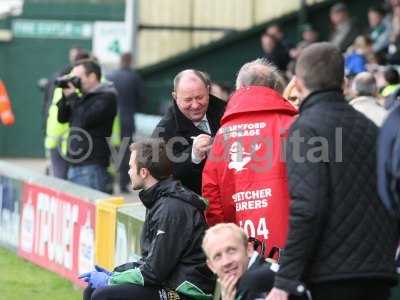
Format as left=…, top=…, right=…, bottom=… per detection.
left=89, top=271, right=110, bottom=288
left=78, top=265, right=112, bottom=288
left=94, top=265, right=112, bottom=276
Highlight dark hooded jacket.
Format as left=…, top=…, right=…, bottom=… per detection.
left=110, top=178, right=215, bottom=300
left=57, top=82, right=117, bottom=167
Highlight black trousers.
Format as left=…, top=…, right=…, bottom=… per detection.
left=309, top=280, right=392, bottom=300
left=83, top=284, right=166, bottom=300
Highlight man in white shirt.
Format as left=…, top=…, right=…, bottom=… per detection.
left=350, top=72, right=388, bottom=127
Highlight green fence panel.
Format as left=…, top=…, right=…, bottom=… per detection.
left=114, top=203, right=145, bottom=267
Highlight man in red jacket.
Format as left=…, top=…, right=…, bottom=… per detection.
left=202, top=58, right=297, bottom=255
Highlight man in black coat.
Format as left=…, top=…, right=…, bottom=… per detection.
left=152, top=69, right=226, bottom=195
left=107, top=53, right=146, bottom=192
left=267, top=43, right=399, bottom=300
left=57, top=59, right=117, bottom=193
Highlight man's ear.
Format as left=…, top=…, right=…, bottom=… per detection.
left=140, top=167, right=149, bottom=179
left=172, top=91, right=177, bottom=100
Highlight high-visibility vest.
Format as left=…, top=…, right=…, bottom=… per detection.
left=0, top=79, right=15, bottom=126
left=44, top=87, right=69, bottom=151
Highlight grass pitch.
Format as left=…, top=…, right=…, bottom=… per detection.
left=0, top=247, right=82, bottom=300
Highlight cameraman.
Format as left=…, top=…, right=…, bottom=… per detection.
left=57, top=59, right=117, bottom=192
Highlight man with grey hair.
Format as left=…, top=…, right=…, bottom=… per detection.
left=203, top=58, right=297, bottom=256
left=350, top=72, right=388, bottom=126
left=235, top=58, right=286, bottom=93
left=152, top=69, right=226, bottom=194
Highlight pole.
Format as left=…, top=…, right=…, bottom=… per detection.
left=125, top=0, right=139, bottom=65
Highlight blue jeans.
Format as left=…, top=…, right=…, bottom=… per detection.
left=67, top=164, right=111, bottom=193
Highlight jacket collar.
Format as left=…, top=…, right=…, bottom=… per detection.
left=299, top=88, right=345, bottom=112
left=222, top=86, right=297, bottom=124
left=139, top=177, right=174, bottom=209
left=349, top=96, right=378, bottom=106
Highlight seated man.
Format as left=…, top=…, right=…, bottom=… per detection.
left=202, top=223, right=309, bottom=300
left=80, top=138, right=215, bottom=300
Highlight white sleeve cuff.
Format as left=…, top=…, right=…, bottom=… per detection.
left=191, top=147, right=203, bottom=164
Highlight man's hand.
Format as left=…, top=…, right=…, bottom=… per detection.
left=62, top=82, right=77, bottom=97
left=266, top=288, right=289, bottom=300
left=219, top=275, right=239, bottom=300
left=192, top=134, right=213, bottom=162
left=79, top=265, right=112, bottom=288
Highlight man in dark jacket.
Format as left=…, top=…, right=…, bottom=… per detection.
left=152, top=69, right=226, bottom=195
left=81, top=138, right=215, bottom=300
left=57, top=59, right=117, bottom=193
left=107, top=52, right=146, bottom=192
left=267, top=42, right=399, bottom=300
left=378, top=103, right=400, bottom=217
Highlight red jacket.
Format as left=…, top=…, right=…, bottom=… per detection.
left=202, top=86, right=297, bottom=253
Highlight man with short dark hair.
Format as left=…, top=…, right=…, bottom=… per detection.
left=57, top=59, right=117, bottom=192
left=266, top=42, right=399, bottom=300
left=81, top=138, right=215, bottom=300
left=152, top=69, right=226, bottom=195
left=329, top=3, right=360, bottom=52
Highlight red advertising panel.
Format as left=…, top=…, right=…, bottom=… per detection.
left=18, top=182, right=95, bottom=286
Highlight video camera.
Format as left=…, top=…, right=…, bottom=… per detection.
left=54, top=76, right=81, bottom=89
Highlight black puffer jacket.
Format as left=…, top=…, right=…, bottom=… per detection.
left=275, top=90, right=399, bottom=294
left=118, top=178, right=215, bottom=299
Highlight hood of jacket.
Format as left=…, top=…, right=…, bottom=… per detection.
left=139, top=177, right=208, bottom=212
left=86, top=81, right=118, bottom=97
left=222, top=86, right=297, bottom=124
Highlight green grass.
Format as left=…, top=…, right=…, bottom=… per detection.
left=0, top=247, right=82, bottom=300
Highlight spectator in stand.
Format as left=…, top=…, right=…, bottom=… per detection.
left=329, top=3, right=360, bottom=52
left=289, top=24, right=319, bottom=60
left=345, top=35, right=376, bottom=77
left=349, top=72, right=388, bottom=127
left=381, top=66, right=400, bottom=97
left=387, top=5, right=400, bottom=64
left=267, top=24, right=293, bottom=52
left=261, top=33, right=290, bottom=71
left=368, top=6, right=390, bottom=61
